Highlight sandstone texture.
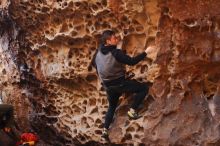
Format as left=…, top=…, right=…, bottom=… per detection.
left=0, top=0, right=220, bottom=146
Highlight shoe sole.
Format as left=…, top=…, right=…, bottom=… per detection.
left=127, top=112, right=142, bottom=120
left=101, top=134, right=111, bottom=143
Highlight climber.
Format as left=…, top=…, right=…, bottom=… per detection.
left=0, top=104, right=14, bottom=133
left=0, top=103, right=19, bottom=145
left=90, top=30, right=154, bottom=138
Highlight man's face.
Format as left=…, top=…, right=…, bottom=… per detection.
left=106, top=35, right=119, bottom=46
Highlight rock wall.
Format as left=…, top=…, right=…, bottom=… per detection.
left=0, top=0, right=220, bottom=145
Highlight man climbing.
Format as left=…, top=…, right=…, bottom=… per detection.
left=0, top=104, right=18, bottom=145
left=0, top=104, right=14, bottom=133
left=91, top=30, right=154, bottom=138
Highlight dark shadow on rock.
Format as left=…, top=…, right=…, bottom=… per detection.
left=0, top=130, right=17, bottom=146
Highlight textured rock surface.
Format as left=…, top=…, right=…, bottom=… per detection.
left=0, top=0, right=220, bottom=145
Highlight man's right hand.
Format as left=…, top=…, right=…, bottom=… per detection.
left=117, top=32, right=124, bottom=49
left=145, top=46, right=155, bottom=54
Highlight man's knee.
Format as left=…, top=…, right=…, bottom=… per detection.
left=141, top=82, right=149, bottom=93
left=108, top=104, right=117, bottom=111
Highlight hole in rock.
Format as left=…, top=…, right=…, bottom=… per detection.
left=86, top=74, right=97, bottom=82
left=89, top=98, right=96, bottom=106
left=140, top=65, right=148, bottom=74
left=136, top=26, right=144, bottom=32
left=74, top=129, right=77, bottom=134
left=63, top=2, right=68, bottom=6
left=95, top=130, right=102, bottom=135
left=101, top=0, right=107, bottom=6
left=95, top=118, right=102, bottom=124
left=47, top=117, right=58, bottom=124
left=83, top=100, right=87, bottom=105
left=134, top=134, right=140, bottom=139
left=126, top=126, right=135, bottom=132
left=92, top=4, right=98, bottom=11
left=102, top=111, right=106, bottom=115
left=2, top=69, right=6, bottom=74
left=80, top=136, right=86, bottom=141
left=75, top=2, right=81, bottom=7
left=162, top=7, right=169, bottom=14
left=90, top=107, right=98, bottom=114
left=152, top=132, right=156, bottom=135
left=42, top=7, right=49, bottom=13
left=139, top=143, right=145, bottom=146
left=121, top=133, right=132, bottom=142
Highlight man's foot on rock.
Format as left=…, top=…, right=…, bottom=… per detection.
left=102, top=128, right=108, bottom=138
left=101, top=128, right=112, bottom=143
left=127, top=108, right=142, bottom=120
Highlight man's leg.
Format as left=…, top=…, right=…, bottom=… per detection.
left=121, top=80, right=149, bottom=118
left=130, top=83, right=148, bottom=110
left=104, top=90, right=121, bottom=130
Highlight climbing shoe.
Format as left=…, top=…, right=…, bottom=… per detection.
left=102, top=128, right=109, bottom=139
left=127, top=108, right=140, bottom=120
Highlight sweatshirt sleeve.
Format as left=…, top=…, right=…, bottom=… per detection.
left=111, top=49, right=147, bottom=66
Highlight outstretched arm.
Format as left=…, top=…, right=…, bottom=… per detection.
left=112, top=49, right=147, bottom=66
left=111, top=45, right=155, bottom=66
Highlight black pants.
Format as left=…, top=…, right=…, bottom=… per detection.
left=104, top=79, right=149, bottom=129
left=0, top=104, right=14, bottom=129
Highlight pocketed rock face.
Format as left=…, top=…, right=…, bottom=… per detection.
left=0, top=0, right=220, bottom=145
left=143, top=0, right=220, bottom=145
